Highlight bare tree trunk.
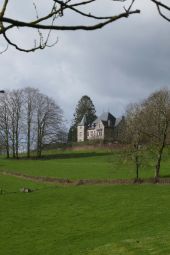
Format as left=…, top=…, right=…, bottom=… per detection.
left=11, top=119, right=16, bottom=158
left=4, top=106, right=10, bottom=158
left=155, top=121, right=168, bottom=180
left=15, top=128, right=19, bottom=159
left=6, top=143, right=9, bottom=158
left=134, top=143, right=140, bottom=181
left=5, top=126, right=9, bottom=158
left=27, top=121, right=31, bottom=158
left=23, top=87, right=39, bottom=158
left=15, top=109, right=19, bottom=159
left=135, top=155, right=139, bottom=180
left=26, top=103, right=32, bottom=158
left=155, top=130, right=168, bottom=179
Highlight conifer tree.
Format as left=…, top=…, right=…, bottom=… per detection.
left=68, top=95, right=97, bottom=142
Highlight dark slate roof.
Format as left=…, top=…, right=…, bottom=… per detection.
left=78, top=115, right=87, bottom=126
left=93, top=112, right=116, bottom=127
left=115, top=117, right=122, bottom=127
left=100, top=112, right=112, bottom=121
left=115, top=116, right=125, bottom=127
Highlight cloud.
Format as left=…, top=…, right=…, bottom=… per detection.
left=1, top=0, right=170, bottom=124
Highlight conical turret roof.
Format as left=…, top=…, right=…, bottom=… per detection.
left=78, top=115, right=87, bottom=126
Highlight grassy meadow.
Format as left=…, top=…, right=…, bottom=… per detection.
left=1, top=148, right=170, bottom=254
left=1, top=148, right=170, bottom=180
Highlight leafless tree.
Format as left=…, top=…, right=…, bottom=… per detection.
left=0, top=88, right=64, bottom=158
left=23, top=87, right=39, bottom=158
left=141, top=89, right=170, bottom=180
left=125, top=103, right=146, bottom=180
left=7, top=89, right=24, bottom=158
left=0, top=92, right=10, bottom=157
left=35, top=92, right=63, bottom=157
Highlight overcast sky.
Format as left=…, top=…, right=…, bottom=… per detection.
left=1, top=0, right=170, bottom=126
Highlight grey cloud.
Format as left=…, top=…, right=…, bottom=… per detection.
left=1, top=0, right=170, bottom=124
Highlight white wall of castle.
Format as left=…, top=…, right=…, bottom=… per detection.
left=77, top=125, right=85, bottom=142
left=87, top=121, right=105, bottom=140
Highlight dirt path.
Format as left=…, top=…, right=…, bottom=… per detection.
left=1, top=170, right=170, bottom=185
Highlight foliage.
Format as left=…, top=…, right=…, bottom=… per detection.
left=73, top=95, right=97, bottom=126
left=67, top=125, right=77, bottom=143
left=68, top=95, right=96, bottom=142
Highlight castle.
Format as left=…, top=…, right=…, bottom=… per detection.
left=77, top=112, right=125, bottom=142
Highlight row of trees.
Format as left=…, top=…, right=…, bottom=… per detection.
left=125, top=88, right=170, bottom=180
left=0, top=87, right=65, bottom=158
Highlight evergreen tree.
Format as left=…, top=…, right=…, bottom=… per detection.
left=74, top=96, right=97, bottom=126
left=67, top=125, right=77, bottom=144
left=68, top=96, right=97, bottom=142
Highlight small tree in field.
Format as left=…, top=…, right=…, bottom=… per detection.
left=141, top=89, right=170, bottom=180
left=125, top=103, right=146, bottom=181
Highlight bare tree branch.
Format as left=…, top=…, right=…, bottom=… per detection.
left=0, top=43, right=8, bottom=54
left=0, top=0, right=9, bottom=18
left=0, top=0, right=170, bottom=53
left=151, top=0, right=170, bottom=11
left=0, top=0, right=140, bottom=52
left=2, top=9, right=140, bottom=31
left=151, top=0, right=170, bottom=22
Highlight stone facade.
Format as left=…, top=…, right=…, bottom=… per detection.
left=77, top=112, right=123, bottom=142
left=77, top=115, right=87, bottom=142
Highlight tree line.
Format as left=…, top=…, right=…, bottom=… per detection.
left=67, top=91, right=170, bottom=181
left=1, top=87, right=170, bottom=181
left=125, top=88, right=170, bottom=180
left=0, top=87, right=65, bottom=158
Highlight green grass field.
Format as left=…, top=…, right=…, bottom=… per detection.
left=1, top=149, right=170, bottom=255
left=1, top=149, right=170, bottom=180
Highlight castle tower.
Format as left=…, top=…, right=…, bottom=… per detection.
left=77, top=115, right=87, bottom=142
